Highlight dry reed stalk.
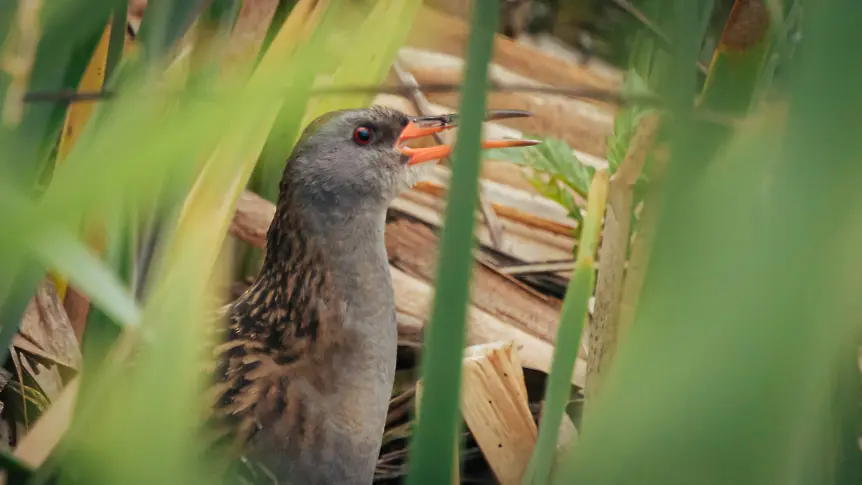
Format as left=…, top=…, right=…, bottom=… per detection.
left=586, top=113, right=660, bottom=399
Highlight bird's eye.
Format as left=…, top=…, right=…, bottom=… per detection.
left=352, top=126, right=374, bottom=145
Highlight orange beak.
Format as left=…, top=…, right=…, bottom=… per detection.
left=397, top=110, right=541, bottom=166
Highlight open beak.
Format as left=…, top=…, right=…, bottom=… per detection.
left=397, top=109, right=541, bottom=166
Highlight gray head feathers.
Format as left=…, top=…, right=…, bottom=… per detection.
left=283, top=105, right=429, bottom=219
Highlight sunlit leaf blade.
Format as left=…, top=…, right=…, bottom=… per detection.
left=35, top=228, right=140, bottom=327
left=406, top=1, right=499, bottom=483
left=76, top=206, right=130, bottom=416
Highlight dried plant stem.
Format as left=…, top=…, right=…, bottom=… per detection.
left=460, top=341, right=536, bottom=485
left=585, top=114, right=659, bottom=400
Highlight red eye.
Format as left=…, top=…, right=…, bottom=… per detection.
left=353, top=126, right=373, bottom=145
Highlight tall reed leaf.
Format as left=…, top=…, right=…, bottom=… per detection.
left=560, top=1, right=862, bottom=483
left=406, top=1, right=499, bottom=483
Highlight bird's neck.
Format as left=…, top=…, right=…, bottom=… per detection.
left=252, top=195, right=398, bottom=455
left=262, top=200, right=395, bottom=338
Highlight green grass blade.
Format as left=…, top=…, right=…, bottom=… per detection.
left=405, top=1, right=499, bottom=483
left=34, top=228, right=140, bottom=327
left=523, top=170, right=608, bottom=485
left=556, top=1, right=862, bottom=483
left=0, top=0, right=119, bottom=187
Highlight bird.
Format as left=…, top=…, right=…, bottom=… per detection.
left=205, top=105, right=539, bottom=485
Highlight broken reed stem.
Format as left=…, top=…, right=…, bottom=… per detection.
left=521, top=170, right=609, bottom=485
left=585, top=114, right=659, bottom=401
left=460, top=341, right=536, bottom=485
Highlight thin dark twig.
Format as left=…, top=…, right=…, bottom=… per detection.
left=22, top=83, right=657, bottom=107
left=21, top=84, right=744, bottom=126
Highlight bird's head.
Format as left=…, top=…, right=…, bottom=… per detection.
left=281, top=105, right=538, bottom=218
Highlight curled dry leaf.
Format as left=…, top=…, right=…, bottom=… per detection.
left=19, top=280, right=83, bottom=372
left=12, top=279, right=83, bottom=404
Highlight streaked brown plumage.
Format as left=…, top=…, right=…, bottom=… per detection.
left=210, top=180, right=347, bottom=456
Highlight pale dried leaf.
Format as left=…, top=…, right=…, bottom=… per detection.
left=19, top=280, right=82, bottom=371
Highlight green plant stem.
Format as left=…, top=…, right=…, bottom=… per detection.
left=522, top=170, right=608, bottom=485
left=405, top=1, right=499, bottom=483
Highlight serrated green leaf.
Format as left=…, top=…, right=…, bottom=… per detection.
left=490, top=134, right=594, bottom=201
left=527, top=174, right=579, bottom=221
